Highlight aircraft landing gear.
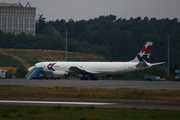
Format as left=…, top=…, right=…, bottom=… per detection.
left=80, top=76, right=89, bottom=80
left=80, top=75, right=98, bottom=80
left=90, top=77, right=98, bottom=80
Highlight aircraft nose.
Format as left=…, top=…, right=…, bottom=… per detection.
left=36, top=62, right=43, bottom=67
left=28, top=62, right=43, bottom=71
left=28, top=66, right=34, bottom=71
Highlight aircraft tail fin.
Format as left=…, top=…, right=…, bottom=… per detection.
left=131, top=42, right=153, bottom=62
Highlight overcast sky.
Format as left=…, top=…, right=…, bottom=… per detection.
left=3, top=0, right=180, bottom=21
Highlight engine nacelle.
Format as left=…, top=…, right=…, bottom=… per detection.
left=52, top=71, right=69, bottom=78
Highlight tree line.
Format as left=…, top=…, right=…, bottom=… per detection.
left=0, top=15, right=180, bottom=78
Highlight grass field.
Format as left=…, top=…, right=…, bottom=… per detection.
left=0, top=85, right=180, bottom=120
left=0, top=105, right=179, bottom=120
left=0, top=85, right=180, bottom=102
left=0, top=48, right=107, bottom=68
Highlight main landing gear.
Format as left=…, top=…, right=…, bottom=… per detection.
left=80, top=75, right=98, bottom=80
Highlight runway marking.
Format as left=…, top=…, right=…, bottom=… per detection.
left=0, top=100, right=114, bottom=105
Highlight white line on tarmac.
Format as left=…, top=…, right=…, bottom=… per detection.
left=0, top=100, right=114, bottom=105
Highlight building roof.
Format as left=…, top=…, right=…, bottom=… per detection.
left=0, top=2, right=23, bottom=7
left=0, top=2, right=34, bottom=8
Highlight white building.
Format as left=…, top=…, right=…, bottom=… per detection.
left=0, top=2, right=36, bottom=35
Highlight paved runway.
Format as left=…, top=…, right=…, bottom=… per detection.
left=1, top=79, right=180, bottom=110
left=0, top=99, right=180, bottom=110
left=0, top=79, right=180, bottom=90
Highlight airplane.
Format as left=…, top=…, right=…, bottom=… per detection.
left=26, top=42, right=165, bottom=80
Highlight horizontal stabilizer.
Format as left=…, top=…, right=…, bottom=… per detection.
left=136, top=61, right=148, bottom=67
left=151, top=62, right=165, bottom=66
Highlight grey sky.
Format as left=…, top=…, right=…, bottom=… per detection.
left=3, top=0, right=180, bottom=21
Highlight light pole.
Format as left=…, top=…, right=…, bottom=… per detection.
left=159, top=30, right=170, bottom=80
left=65, top=26, right=67, bottom=61
left=167, top=32, right=170, bottom=79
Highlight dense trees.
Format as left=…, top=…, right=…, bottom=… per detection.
left=0, top=15, right=180, bottom=78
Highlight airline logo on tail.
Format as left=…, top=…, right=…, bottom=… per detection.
left=132, top=42, right=153, bottom=62
left=137, top=42, right=152, bottom=62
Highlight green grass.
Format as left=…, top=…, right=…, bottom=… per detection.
left=0, top=86, right=180, bottom=119
left=0, top=86, right=180, bottom=102
left=0, top=105, right=179, bottom=120
left=0, top=55, right=23, bottom=67
left=0, top=48, right=107, bottom=68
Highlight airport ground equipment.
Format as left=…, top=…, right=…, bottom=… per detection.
left=174, top=70, right=180, bottom=81
left=25, top=67, right=43, bottom=79
left=144, top=74, right=160, bottom=81
left=0, top=70, right=8, bottom=79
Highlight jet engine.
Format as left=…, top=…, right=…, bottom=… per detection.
left=52, top=71, right=69, bottom=78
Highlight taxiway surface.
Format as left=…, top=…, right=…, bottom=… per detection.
left=0, top=79, right=180, bottom=90
left=0, top=99, right=180, bottom=110
left=1, top=79, right=180, bottom=110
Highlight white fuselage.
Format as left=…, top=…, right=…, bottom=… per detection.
left=39, top=61, right=148, bottom=76
left=26, top=41, right=164, bottom=80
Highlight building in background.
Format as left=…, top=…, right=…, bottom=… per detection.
left=0, top=2, right=36, bottom=35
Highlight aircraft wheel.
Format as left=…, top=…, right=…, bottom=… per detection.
left=90, top=77, right=98, bottom=80
left=80, top=77, right=89, bottom=80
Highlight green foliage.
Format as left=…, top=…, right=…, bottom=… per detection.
left=15, top=66, right=28, bottom=78
left=0, top=15, right=180, bottom=78
left=0, top=48, right=106, bottom=70
left=0, top=55, right=23, bottom=67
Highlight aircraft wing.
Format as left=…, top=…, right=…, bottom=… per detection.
left=68, top=66, right=99, bottom=75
